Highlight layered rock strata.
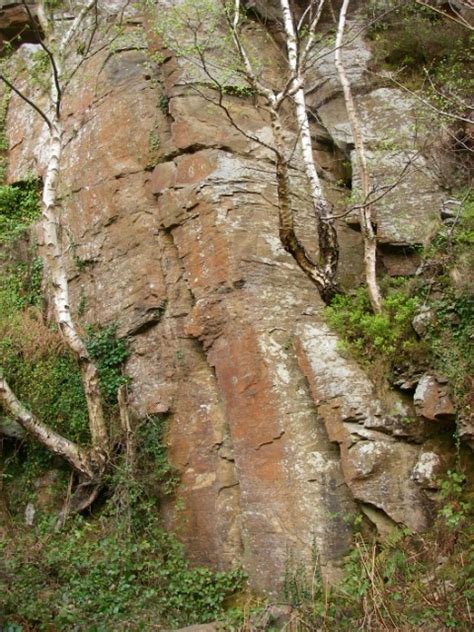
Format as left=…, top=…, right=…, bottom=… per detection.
left=0, top=1, right=459, bottom=593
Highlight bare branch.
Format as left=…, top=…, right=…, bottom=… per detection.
left=21, top=0, right=62, bottom=116
left=303, top=4, right=405, bottom=92
left=222, top=0, right=277, bottom=105
left=380, top=73, right=473, bottom=124
left=327, top=155, right=416, bottom=220
left=63, top=2, right=133, bottom=92
left=299, top=0, right=326, bottom=73
left=415, top=0, right=474, bottom=30
left=191, top=82, right=278, bottom=157
left=422, top=67, right=474, bottom=112
left=60, top=0, right=98, bottom=53
left=0, top=74, right=52, bottom=130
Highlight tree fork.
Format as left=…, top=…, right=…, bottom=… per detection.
left=0, top=372, right=103, bottom=481
left=0, top=0, right=109, bottom=496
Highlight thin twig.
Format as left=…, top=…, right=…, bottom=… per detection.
left=415, top=0, right=474, bottom=30
left=0, top=74, right=52, bottom=130
left=21, top=0, right=62, bottom=116
left=381, top=73, right=473, bottom=124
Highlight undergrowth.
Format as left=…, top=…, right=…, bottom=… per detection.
left=86, top=323, right=130, bottom=404
left=326, top=285, right=422, bottom=371
left=0, top=499, right=244, bottom=630
left=326, top=193, right=474, bottom=422
left=0, top=179, right=41, bottom=246
left=136, top=414, right=181, bottom=496
left=0, top=259, right=90, bottom=497
left=0, top=217, right=130, bottom=506
left=367, top=1, right=473, bottom=79
left=279, top=471, right=473, bottom=631
left=0, top=265, right=133, bottom=458
left=1, top=408, right=244, bottom=630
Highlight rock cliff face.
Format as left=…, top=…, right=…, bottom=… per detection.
left=1, top=1, right=460, bottom=593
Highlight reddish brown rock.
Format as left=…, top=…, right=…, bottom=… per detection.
left=1, top=2, right=454, bottom=596
left=414, top=374, right=456, bottom=422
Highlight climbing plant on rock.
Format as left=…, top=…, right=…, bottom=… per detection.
left=0, top=0, right=131, bottom=520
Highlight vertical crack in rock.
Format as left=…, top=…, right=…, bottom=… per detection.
left=1, top=2, right=457, bottom=597
left=156, top=228, right=244, bottom=569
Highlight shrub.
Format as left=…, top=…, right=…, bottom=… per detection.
left=325, top=285, right=421, bottom=370
left=136, top=414, right=180, bottom=495
left=0, top=508, right=245, bottom=630
left=2, top=410, right=243, bottom=630
left=86, top=323, right=130, bottom=404
left=0, top=179, right=41, bottom=245
left=367, top=1, right=472, bottom=72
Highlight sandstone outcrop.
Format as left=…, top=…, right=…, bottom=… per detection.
left=0, top=1, right=462, bottom=594
left=414, top=374, right=456, bottom=422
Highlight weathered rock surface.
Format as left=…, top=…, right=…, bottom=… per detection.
left=414, top=374, right=456, bottom=422
left=305, top=17, right=445, bottom=259
left=0, top=1, right=457, bottom=595
left=295, top=323, right=431, bottom=531
left=411, top=448, right=445, bottom=490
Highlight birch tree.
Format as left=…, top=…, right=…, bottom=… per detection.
left=228, top=0, right=342, bottom=301
left=278, top=0, right=340, bottom=301
left=153, top=0, right=389, bottom=304
left=154, top=0, right=341, bottom=301
left=0, top=0, right=128, bottom=515
left=334, top=0, right=383, bottom=313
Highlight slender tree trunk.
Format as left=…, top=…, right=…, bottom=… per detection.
left=0, top=372, right=99, bottom=479
left=37, top=0, right=109, bottom=454
left=279, top=0, right=339, bottom=300
left=0, top=2, right=117, bottom=520
left=0, top=2, right=108, bottom=489
left=334, top=0, right=382, bottom=313
left=41, top=117, right=108, bottom=453
left=271, top=112, right=337, bottom=300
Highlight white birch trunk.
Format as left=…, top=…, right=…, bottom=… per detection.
left=0, top=3, right=113, bottom=513
left=0, top=372, right=98, bottom=479
left=279, top=0, right=339, bottom=297
left=270, top=113, right=331, bottom=293
left=41, top=116, right=108, bottom=451
left=38, top=0, right=109, bottom=452
left=335, top=0, right=382, bottom=313
left=224, top=0, right=340, bottom=300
